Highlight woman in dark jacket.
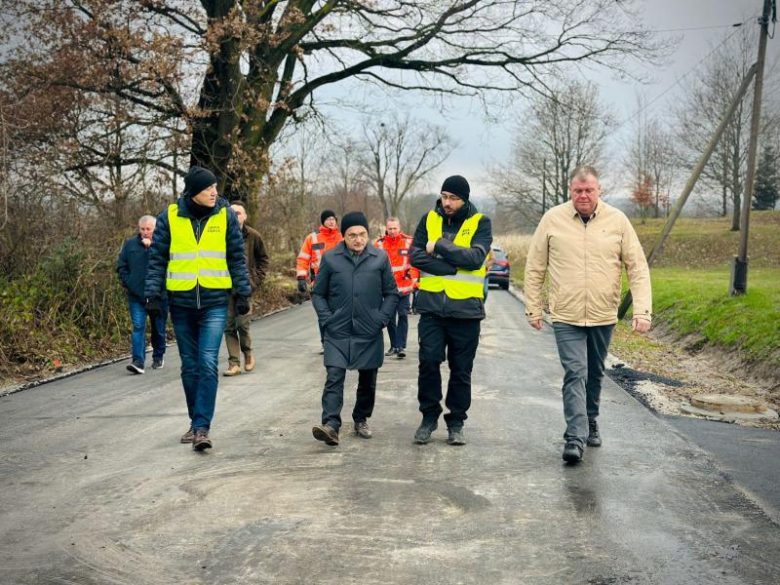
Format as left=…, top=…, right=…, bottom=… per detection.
left=311, top=212, right=399, bottom=446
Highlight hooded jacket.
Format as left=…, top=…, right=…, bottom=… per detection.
left=144, top=196, right=252, bottom=309
left=410, top=200, right=493, bottom=319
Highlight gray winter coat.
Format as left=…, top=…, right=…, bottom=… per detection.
left=312, top=242, right=399, bottom=370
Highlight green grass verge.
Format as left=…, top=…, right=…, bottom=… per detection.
left=626, top=267, right=780, bottom=367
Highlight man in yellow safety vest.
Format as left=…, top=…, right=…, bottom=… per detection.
left=409, top=175, right=492, bottom=446
left=145, top=167, right=252, bottom=452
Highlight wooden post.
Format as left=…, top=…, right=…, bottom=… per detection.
left=618, top=63, right=759, bottom=319
left=731, top=0, right=773, bottom=296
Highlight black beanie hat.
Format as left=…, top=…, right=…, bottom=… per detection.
left=320, top=209, right=337, bottom=225
left=440, top=175, right=470, bottom=200
left=340, top=211, right=369, bottom=236
left=184, top=166, right=218, bottom=198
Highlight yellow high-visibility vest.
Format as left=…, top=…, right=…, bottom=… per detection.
left=419, top=211, right=486, bottom=300
left=166, top=204, right=232, bottom=291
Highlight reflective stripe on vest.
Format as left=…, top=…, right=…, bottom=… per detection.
left=419, top=211, right=486, bottom=300
left=166, top=204, right=232, bottom=291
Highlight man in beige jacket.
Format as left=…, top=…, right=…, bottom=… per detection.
left=524, top=165, right=652, bottom=463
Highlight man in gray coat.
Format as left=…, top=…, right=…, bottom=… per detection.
left=311, top=211, right=399, bottom=446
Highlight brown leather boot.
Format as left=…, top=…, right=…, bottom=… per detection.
left=244, top=352, right=255, bottom=372
left=312, top=424, right=339, bottom=446
left=192, top=430, right=213, bottom=451
left=180, top=426, right=195, bottom=443
left=223, top=363, right=241, bottom=376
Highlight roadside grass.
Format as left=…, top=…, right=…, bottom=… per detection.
left=494, top=234, right=531, bottom=286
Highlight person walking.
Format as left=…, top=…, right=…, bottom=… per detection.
left=117, top=215, right=168, bottom=374
left=223, top=200, right=270, bottom=376
left=524, top=165, right=652, bottom=463
left=296, top=210, right=343, bottom=353
left=145, top=167, right=252, bottom=451
left=409, top=175, right=492, bottom=446
left=373, top=217, right=419, bottom=359
left=311, top=212, right=399, bottom=446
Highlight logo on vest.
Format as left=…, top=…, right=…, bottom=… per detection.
left=461, top=228, right=471, bottom=236
left=206, top=225, right=222, bottom=234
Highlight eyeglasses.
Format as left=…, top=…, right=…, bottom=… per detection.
left=441, top=193, right=462, bottom=203
left=345, top=232, right=368, bottom=241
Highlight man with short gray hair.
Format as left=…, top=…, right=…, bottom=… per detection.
left=524, top=165, right=652, bottom=463
left=117, top=215, right=168, bottom=374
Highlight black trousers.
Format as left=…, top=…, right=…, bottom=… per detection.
left=417, top=314, right=481, bottom=428
left=321, top=367, right=377, bottom=432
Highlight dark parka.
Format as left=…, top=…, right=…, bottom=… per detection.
left=145, top=197, right=252, bottom=309
left=312, top=242, right=399, bottom=370
left=117, top=235, right=153, bottom=302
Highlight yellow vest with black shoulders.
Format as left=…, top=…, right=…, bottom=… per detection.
left=419, top=211, right=486, bottom=300
left=166, top=203, right=231, bottom=291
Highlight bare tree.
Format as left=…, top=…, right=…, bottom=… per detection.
left=676, top=25, right=780, bottom=230
left=3, top=0, right=665, bottom=202
left=489, top=78, right=615, bottom=226
left=360, top=115, right=452, bottom=221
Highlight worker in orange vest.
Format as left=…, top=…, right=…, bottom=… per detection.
left=297, top=210, right=343, bottom=352
left=374, top=217, right=419, bottom=358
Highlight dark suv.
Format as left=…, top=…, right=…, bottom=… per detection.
left=487, top=247, right=510, bottom=290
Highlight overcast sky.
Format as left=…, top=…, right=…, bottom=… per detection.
left=316, top=0, right=779, bottom=199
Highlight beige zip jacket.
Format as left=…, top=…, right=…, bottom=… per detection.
left=524, top=200, right=652, bottom=326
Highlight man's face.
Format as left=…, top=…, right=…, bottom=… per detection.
left=138, top=221, right=155, bottom=240
left=344, top=226, right=369, bottom=253
left=386, top=220, right=401, bottom=237
left=440, top=191, right=465, bottom=216
left=231, top=204, right=247, bottom=227
left=192, top=183, right=218, bottom=208
left=570, top=174, right=601, bottom=217
left=323, top=216, right=337, bottom=229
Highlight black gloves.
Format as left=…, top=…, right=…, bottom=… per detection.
left=145, top=297, right=162, bottom=318
left=297, top=278, right=308, bottom=293
left=234, top=295, right=250, bottom=316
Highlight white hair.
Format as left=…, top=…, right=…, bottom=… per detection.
left=138, top=215, right=156, bottom=226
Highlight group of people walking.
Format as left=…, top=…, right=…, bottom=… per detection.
left=117, top=163, right=652, bottom=463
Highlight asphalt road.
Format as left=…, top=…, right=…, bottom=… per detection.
left=1, top=290, right=779, bottom=584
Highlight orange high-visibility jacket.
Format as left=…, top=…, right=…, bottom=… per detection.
left=374, top=233, right=420, bottom=295
left=296, top=226, right=343, bottom=280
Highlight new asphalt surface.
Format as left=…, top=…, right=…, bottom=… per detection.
left=1, top=290, right=778, bottom=584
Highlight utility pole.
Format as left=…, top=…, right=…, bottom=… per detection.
left=731, top=0, right=774, bottom=296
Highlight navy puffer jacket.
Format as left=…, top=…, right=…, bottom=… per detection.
left=144, top=197, right=252, bottom=309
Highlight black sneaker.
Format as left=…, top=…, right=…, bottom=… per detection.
left=587, top=420, right=602, bottom=447
left=152, top=357, right=164, bottom=370
left=562, top=442, right=583, bottom=463
left=126, top=361, right=145, bottom=374
left=447, top=427, right=466, bottom=446
left=385, top=347, right=398, bottom=356
left=413, top=421, right=438, bottom=444
left=396, top=348, right=407, bottom=359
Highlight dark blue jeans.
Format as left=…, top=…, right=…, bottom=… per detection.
left=128, top=298, right=167, bottom=365
left=387, top=293, right=410, bottom=349
left=170, top=304, right=227, bottom=432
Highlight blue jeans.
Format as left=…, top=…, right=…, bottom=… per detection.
left=128, top=298, right=167, bottom=365
left=170, top=304, right=228, bottom=432
left=387, top=294, right=410, bottom=349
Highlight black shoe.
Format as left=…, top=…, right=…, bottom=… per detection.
left=587, top=420, right=602, bottom=447
left=192, top=429, right=212, bottom=451
left=562, top=442, right=583, bottom=463
left=152, top=357, right=164, bottom=370
left=126, top=361, right=144, bottom=374
left=312, top=423, right=340, bottom=446
left=447, top=427, right=466, bottom=446
left=414, top=421, right=438, bottom=444
left=385, top=347, right=398, bottom=356
left=396, top=348, right=406, bottom=359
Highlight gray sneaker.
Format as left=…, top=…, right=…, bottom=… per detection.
left=562, top=442, right=583, bottom=463
left=447, top=427, right=466, bottom=446
left=354, top=421, right=372, bottom=439
left=152, top=357, right=164, bottom=370
left=414, top=421, right=438, bottom=444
